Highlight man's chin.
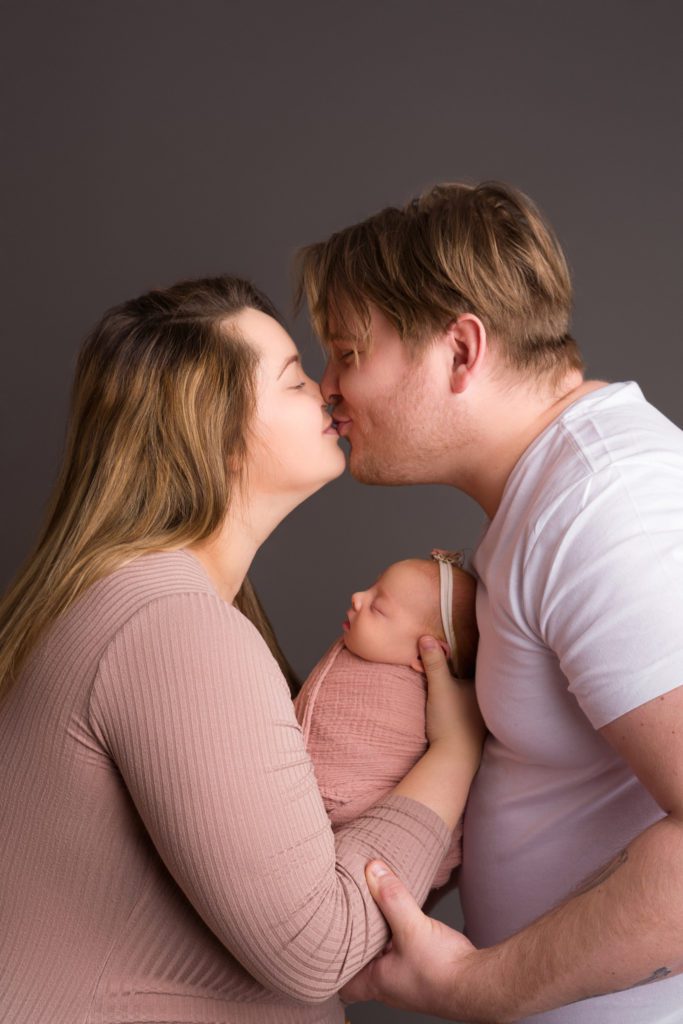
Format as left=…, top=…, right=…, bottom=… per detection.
left=348, top=446, right=405, bottom=487
left=348, top=456, right=384, bottom=485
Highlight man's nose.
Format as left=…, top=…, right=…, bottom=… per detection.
left=321, top=358, right=341, bottom=407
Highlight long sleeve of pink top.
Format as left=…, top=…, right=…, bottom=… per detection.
left=0, top=550, right=450, bottom=1024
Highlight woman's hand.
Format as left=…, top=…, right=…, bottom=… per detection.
left=420, top=636, right=487, bottom=775
left=391, top=636, right=487, bottom=830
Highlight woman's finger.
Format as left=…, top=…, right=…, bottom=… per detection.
left=418, top=635, right=451, bottom=682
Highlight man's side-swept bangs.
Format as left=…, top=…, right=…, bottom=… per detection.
left=294, top=180, right=586, bottom=384
left=294, top=228, right=377, bottom=356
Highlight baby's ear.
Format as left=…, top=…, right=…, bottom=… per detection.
left=439, top=638, right=452, bottom=662
left=410, top=638, right=451, bottom=674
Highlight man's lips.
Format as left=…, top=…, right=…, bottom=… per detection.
left=333, top=417, right=353, bottom=437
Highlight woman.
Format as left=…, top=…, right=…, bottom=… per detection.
left=0, top=276, right=482, bottom=1023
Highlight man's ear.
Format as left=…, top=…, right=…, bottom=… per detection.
left=444, top=314, right=488, bottom=395
left=409, top=638, right=451, bottom=673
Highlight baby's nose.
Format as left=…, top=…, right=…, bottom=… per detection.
left=351, top=591, right=364, bottom=611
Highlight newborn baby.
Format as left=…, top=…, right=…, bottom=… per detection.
left=294, top=549, right=479, bottom=890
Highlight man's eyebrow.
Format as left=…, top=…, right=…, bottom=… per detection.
left=277, top=354, right=300, bottom=379
left=328, top=331, right=362, bottom=345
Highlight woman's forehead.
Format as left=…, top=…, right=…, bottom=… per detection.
left=230, top=307, right=298, bottom=369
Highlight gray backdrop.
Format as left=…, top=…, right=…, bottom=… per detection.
left=2, top=2, right=682, bottom=1022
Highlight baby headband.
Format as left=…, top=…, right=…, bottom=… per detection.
left=430, top=548, right=465, bottom=676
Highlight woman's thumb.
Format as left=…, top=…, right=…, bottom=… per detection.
left=365, top=861, right=423, bottom=938
left=419, top=635, right=449, bottom=674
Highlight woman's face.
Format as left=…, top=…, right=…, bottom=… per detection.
left=234, top=307, right=346, bottom=500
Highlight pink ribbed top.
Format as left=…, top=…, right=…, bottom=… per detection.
left=0, top=549, right=450, bottom=1024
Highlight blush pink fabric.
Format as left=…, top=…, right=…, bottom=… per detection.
left=295, top=638, right=462, bottom=889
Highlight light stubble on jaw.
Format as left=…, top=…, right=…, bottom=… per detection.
left=348, top=363, right=459, bottom=486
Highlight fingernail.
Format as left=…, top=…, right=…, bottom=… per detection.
left=419, top=636, right=437, bottom=650
left=367, top=861, right=390, bottom=880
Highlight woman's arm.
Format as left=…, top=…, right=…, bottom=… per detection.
left=88, top=594, right=473, bottom=1003
left=392, top=637, right=484, bottom=829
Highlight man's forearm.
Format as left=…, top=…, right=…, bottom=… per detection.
left=456, top=814, right=683, bottom=1022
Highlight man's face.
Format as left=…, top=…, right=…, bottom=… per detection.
left=320, top=305, right=452, bottom=485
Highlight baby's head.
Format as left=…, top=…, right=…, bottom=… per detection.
left=342, top=557, right=478, bottom=677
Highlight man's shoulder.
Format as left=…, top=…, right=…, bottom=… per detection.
left=559, top=380, right=683, bottom=475
left=476, top=382, right=683, bottom=580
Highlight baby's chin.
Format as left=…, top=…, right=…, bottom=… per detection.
left=342, top=632, right=424, bottom=673
left=342, top=631, right=380, bottom=663
left=341, top=632, right=361, bottom=658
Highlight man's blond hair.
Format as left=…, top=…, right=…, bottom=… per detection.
left=295, top=180, right=584, bottom=382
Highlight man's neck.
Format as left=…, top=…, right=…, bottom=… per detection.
left=464, top=375, right=610, bottom=520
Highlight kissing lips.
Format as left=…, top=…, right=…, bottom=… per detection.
left=334, top=418, right=353, bottom=438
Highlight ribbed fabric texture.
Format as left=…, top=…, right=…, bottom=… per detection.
left=295, top=639, right=462, bottom=888
left=0, top=549, right=451, bottom=1024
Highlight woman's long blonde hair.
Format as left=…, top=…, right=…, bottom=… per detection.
left=0, top=275, right=300, bottom=701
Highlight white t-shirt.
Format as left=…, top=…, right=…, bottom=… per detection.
left=459, top=381, right=683, bottom=1023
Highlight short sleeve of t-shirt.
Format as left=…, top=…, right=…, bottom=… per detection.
left=530, top=430, right=683, bottom=729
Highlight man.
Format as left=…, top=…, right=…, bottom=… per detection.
left=295, top=181, right=683, bottom=1022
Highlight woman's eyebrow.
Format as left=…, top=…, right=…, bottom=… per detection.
left=277, top=354, right=300, bottom=379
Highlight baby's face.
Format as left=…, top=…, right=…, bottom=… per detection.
left=342, top=560, right=438, bottom=672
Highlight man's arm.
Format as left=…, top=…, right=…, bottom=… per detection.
left=341, top=679, right=683, bottom=1022
left=462, top=683, right=683, bottom=1020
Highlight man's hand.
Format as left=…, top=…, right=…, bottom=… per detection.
left=340, top=860, right=497, bottom=1022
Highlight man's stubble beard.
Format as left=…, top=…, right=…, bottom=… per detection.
left=347, top=374, right=464, bottom=487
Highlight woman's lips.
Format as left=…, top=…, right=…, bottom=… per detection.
left=334, top=418, right=353, bottom=437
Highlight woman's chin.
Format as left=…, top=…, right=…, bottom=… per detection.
left=292, top=453, right=347, bottom=506
left=324, top=445, right=348, bottom=482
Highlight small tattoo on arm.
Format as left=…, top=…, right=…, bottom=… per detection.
left=568, top=967, right=672, bottom=1006
left=630, top=967, right=672, bottom=988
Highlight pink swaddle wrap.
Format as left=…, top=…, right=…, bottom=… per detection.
left=294, top=638, right=462, bottom=890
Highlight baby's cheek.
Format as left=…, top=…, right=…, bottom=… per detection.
left=364, top=625, right=405, bottom=666
left=345, top=623, right=379, bottom=662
